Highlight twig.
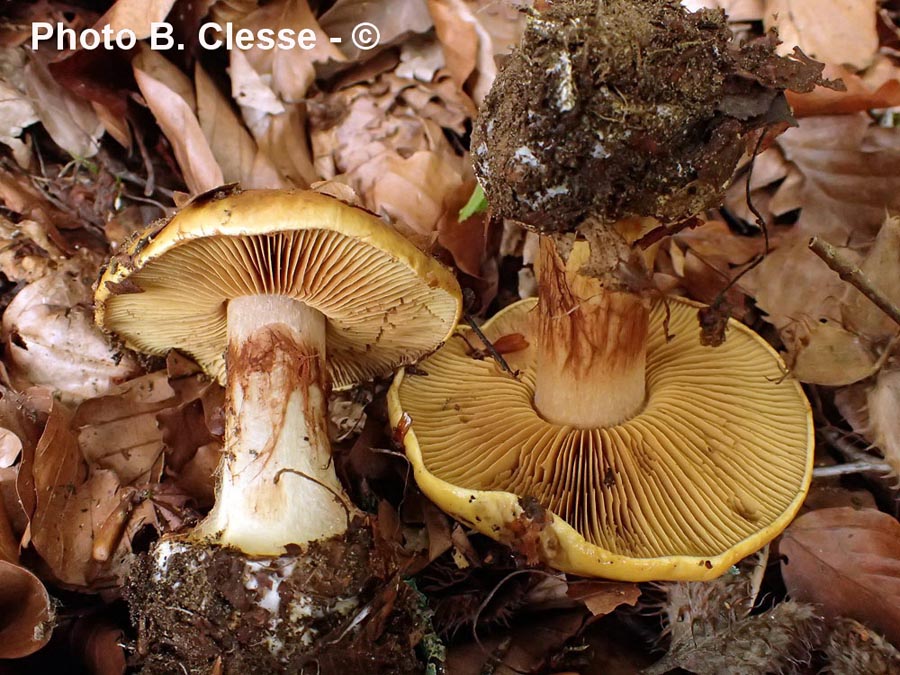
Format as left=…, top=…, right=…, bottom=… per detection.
left=813, top=462, right=892, bottom=478
left=809, top=236, right=900, bottom=328
left=463, top=313, right=518, bottom=378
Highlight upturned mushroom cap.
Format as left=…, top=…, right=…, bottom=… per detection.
left=95, top=188, right=462, bottom=388
left=388, top=297, right=813, bottom=581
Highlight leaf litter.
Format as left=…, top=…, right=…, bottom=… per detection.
left=0, top=0, right=897, bottom=671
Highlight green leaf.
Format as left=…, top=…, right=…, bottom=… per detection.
left=458, top=184, right=487, bottom=221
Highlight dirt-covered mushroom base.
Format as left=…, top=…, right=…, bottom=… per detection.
left=472, top=0, right=834, bottom=232
left=126, top=526, right=423, bottom=674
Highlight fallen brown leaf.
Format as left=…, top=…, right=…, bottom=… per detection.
left=787, top=62, right=900, bottom=116
left=69, top=614, right=126, bottom=675
left=780, top=507, right=900, bottom=646
left=319, top=0, right=434, bottom=63
left=24, top=52, right=105, bottom=159
left=133, top=47, right=224, bottom=194
left=864, top=368, right=900, bottom=478
left=93, top=0, right=176, bottom=38
left=428, top=0, right=478, bottom=89
left=28, top=400, right=92, bottom=585
left=194, top=62, right=286, bottom=189
left=2, top=262, right=141, bottom=403
left=0, top=559, right=53, bottom=659
left=565, top=580, right=641, bottom=617
left=764, top=0, right=879, bottom=71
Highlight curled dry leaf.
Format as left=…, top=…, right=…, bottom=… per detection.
left=2, top=263, right=140, bottom=404
left=69, top=614, right=126, bottom=675
left=427, top=0, right=528, bottom=105
left=93, top=0, right=176, bottom=38
left=0, top=560, right=53, bottom=659
left=1, top=485, right=53, bottom=658
left=764, top=0, right=879, bottom=71
left=776, top=114, right=900, bottom=242
left=74, top=371, right=176, bottom=486
left=787, top=62, right=900, bottom=117
left=319, top=0, right=434, bottom=63
left=194, top=62, right=286, bottom=189
left=24, top=53, right=105, bottom=159
left=841, top=215, right=900, bottom=341
left=0, top=48, right=38, bottom=167
left=780, top=507, right=900, bottom=646
left=864, top=368, right=900, bottom=478
left=565, top=580, right=641, bottom=617
left=28, top=400, right=93, bottom=586
left=363, top=150, right=468, bottom=250
left=227, top=0, right=343, bottom=187
left=133, top=47, right=224, bottom=195
left=780, top=317, right=878, bottom=386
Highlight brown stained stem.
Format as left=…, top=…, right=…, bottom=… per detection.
left=808, top=236, right=900, bottom=328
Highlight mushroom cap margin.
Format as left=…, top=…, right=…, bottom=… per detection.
left=387, top=297, right=814, bottom=581
left=95, top=188, right=463, bottom=389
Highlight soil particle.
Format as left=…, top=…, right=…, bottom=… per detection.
left=126, top=525, right=422, bottom=674
left=472, top=0, right=835, bottom=233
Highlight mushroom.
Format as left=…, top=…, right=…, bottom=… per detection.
left=389, top=240, right=813, bottom=581
left=388, top=0, right=824, bottom=581
left=94, top=187, right=461, bottom=670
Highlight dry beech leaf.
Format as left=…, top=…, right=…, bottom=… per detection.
left=28, top=401, right=92, bottom=586
left=841, top=215, right=900, bottom=340
left=865, top=368, right=900, bottom=477
left=74, top=371, right=177, bottom=486
left=133, top=47, right=224, bottom=195
left=782, top=318, right=877, bottom=386
left=229, top=50, right=318, bottom=187
left=780, top=507, right=900, bottom=646
left=446, top=610, right=586, bottom=674
left=428, top=0, right=479, bottom=88
left=319, top=0, right=434, bottom=63
left=70, top=614, right=126, bottom=675
left=0, top=560, right=53, bottom=659
left=787, top=63, right=900, bottom=117
left=429, top=0, right=530, bottom=103
left=0, top=51, right=38, bottom=167
left=362, top=149, right=467, bottom=250
left=23, top=55, right=104, bottom=159
left=764, top=0, right=879, bottom=71
left=0, top=494, right=53, bottom=658
left=566, top=580, right=641, bottom=617
left=239, top=0, right=344, bottom=103
left=746, top=234, right=848, bottom=330
left=194, top=62, right=286, bottom=189
left=2, top=264, right=141, bottom=404
left=775, top=114, right=900, bottom=242
left=436, top=177, right=489, bottom=277
left=93, top=0, right=176, bottom=38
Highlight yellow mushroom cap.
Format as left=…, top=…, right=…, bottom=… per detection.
left=95, top=188, right=462, bottom=388
left=388, top=297, right=813, bottom=581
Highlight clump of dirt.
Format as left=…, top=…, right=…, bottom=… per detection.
left=126, top=524, right=423, bottom=674
left=472, top=0, right=837, bottom=233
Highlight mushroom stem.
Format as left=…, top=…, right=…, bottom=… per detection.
left=196, top=294, right=349, bottom=554
left=533, top=236, right=649, bottom=428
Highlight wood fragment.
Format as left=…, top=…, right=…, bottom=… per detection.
left=809, top=237, right=900, bottom=327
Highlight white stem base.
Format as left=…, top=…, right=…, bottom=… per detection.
left=196, top=295, right=349, bottom=554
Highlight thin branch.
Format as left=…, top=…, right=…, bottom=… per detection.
left=808, top=236, right=900, bottom=328
left=813, top=462, right=892, bottom=478
left=463, top=313, right=519, bottom=378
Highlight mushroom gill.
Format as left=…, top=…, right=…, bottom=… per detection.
left=395, top=297, right=811, bottom=561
